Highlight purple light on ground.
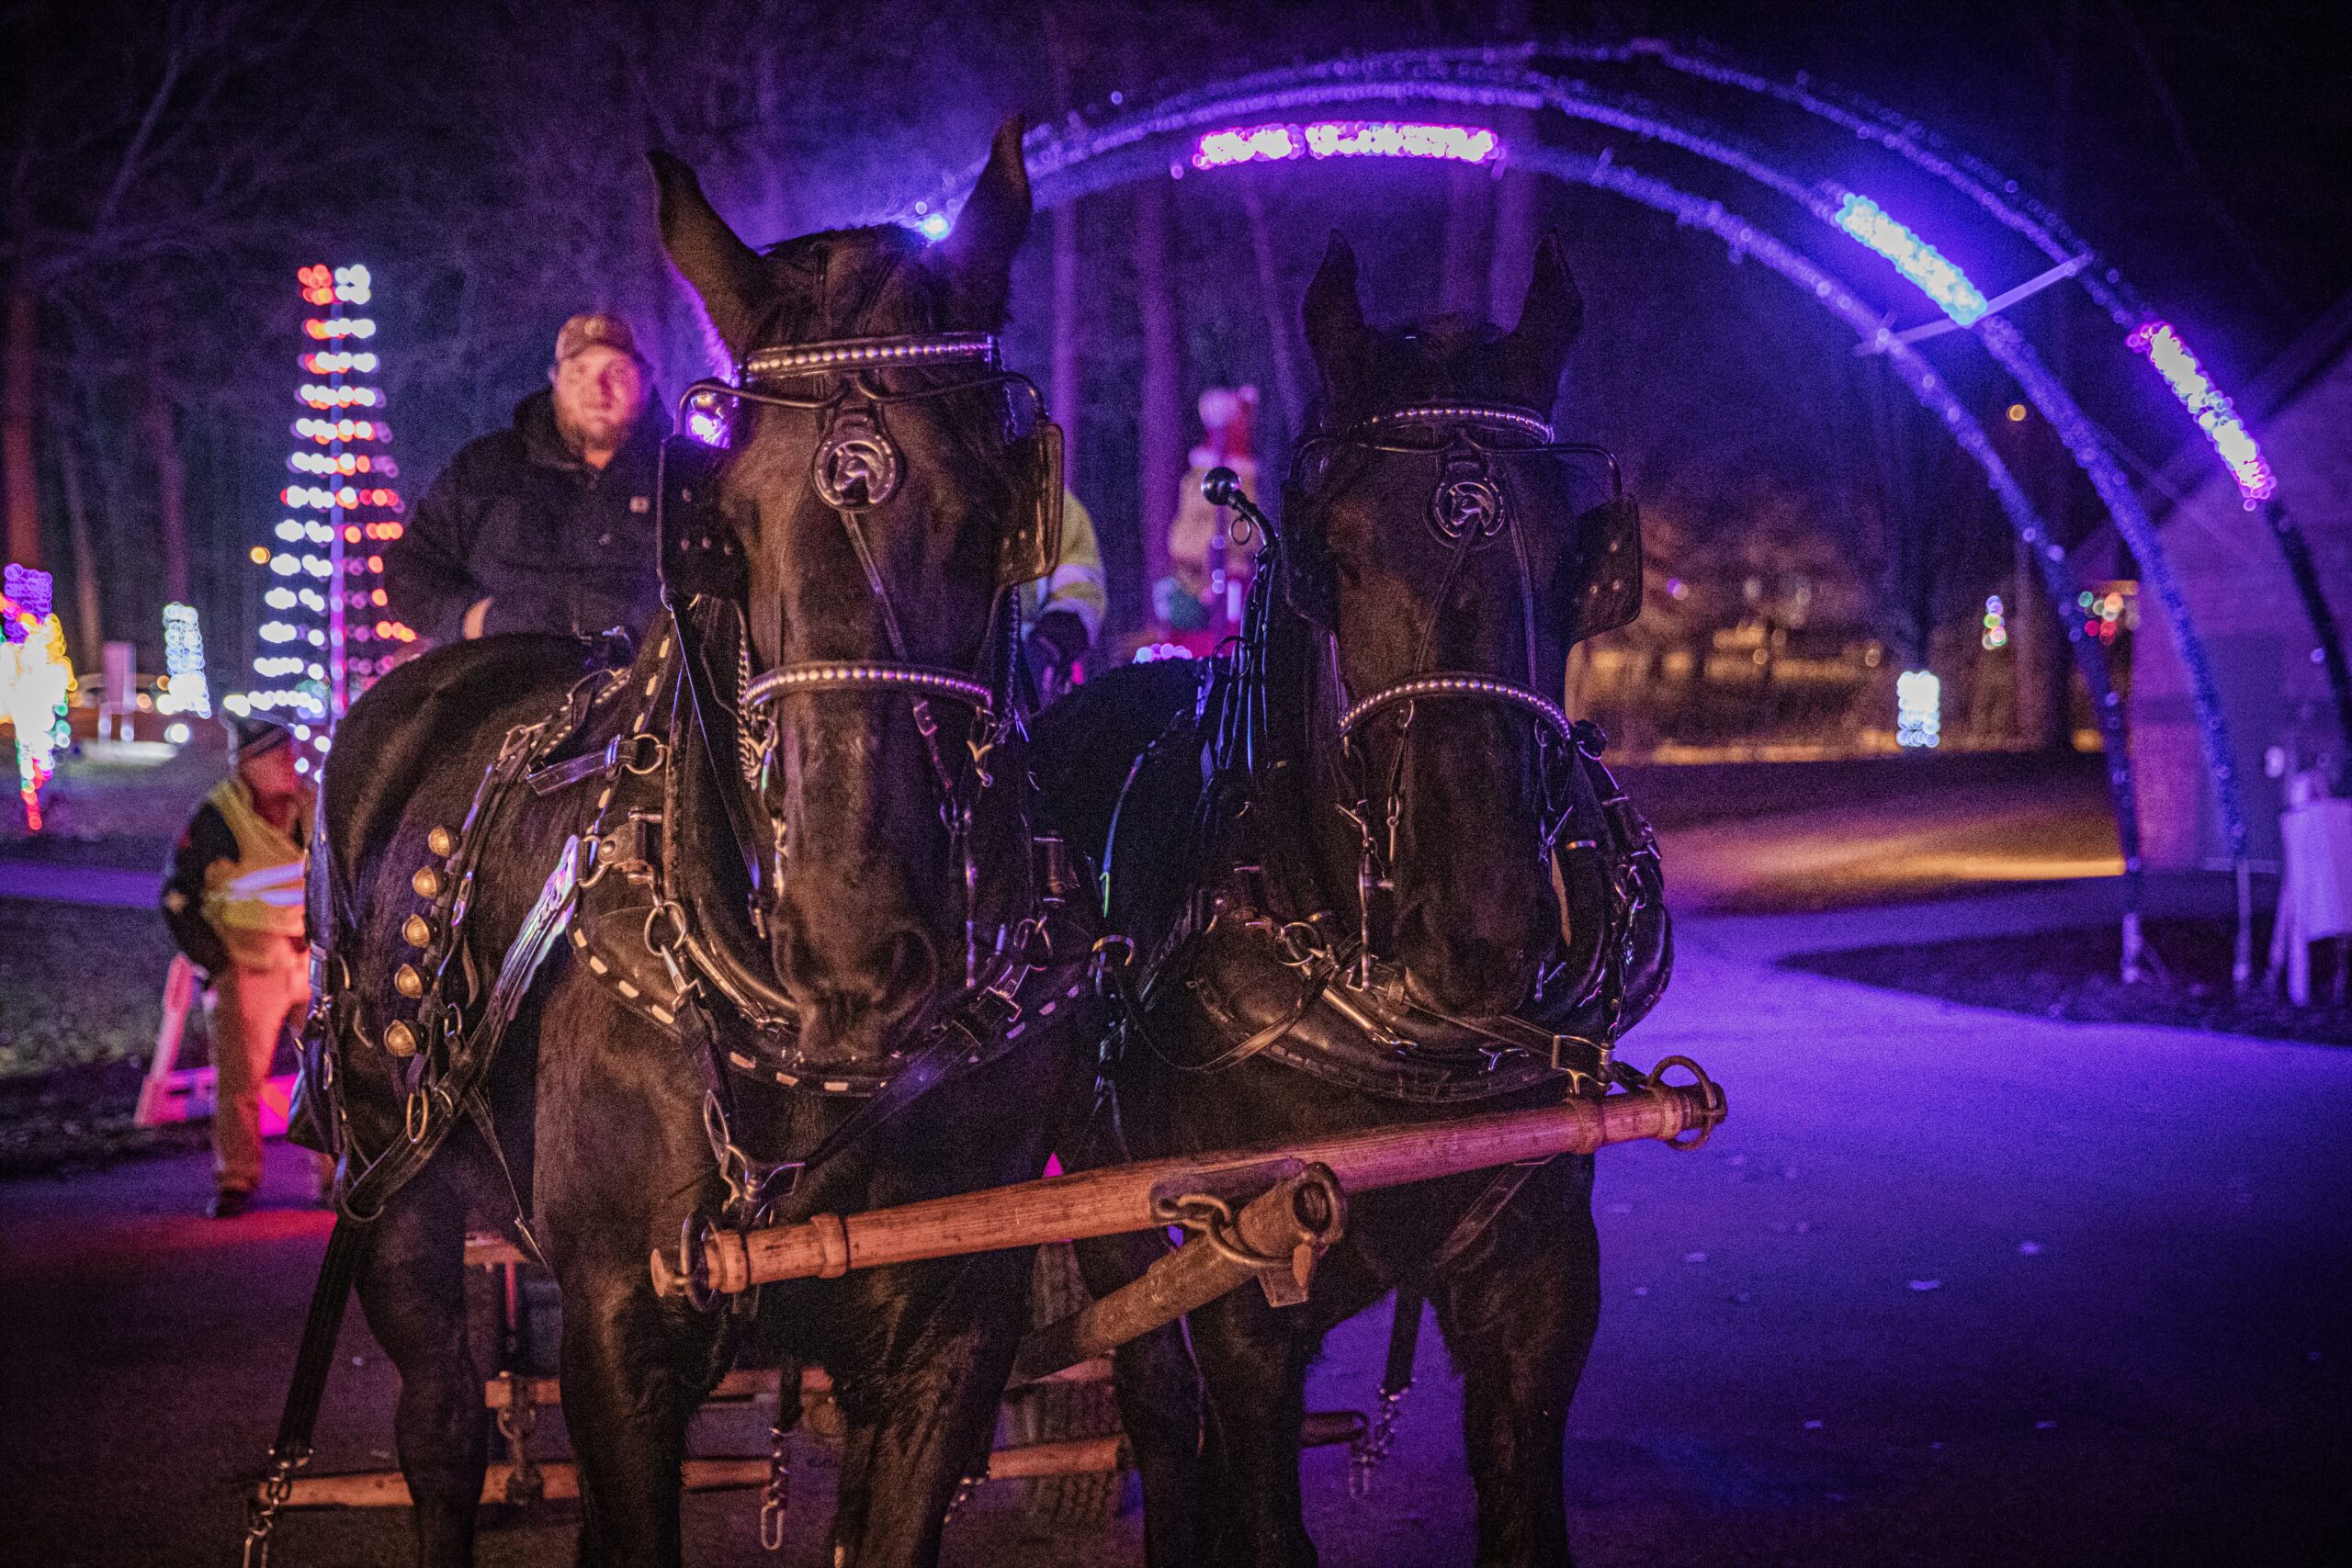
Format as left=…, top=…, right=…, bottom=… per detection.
left=1190, top=120, right=1498, bottom=171
left=2127, top=320, right=2276, bottom=504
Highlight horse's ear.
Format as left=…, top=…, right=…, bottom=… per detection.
left=1302, top=232, right=1367, bottom=408
left=939, top=116, right=1032, bottom=324
left=1497, top=231, right=1583, bottom=410
left=650, top=151, right=766, bottom=359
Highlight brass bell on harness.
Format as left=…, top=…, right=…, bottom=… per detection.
left=426, top=825, right=456, bottom=856
left=393, top=964, right=425, bottom=999
left=402, top=914, right=433, bottom=948
left=384, top=1020, right=419, bottom=1057
left=412, top=866, right=443, bottom=898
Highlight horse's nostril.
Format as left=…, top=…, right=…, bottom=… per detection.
left=1395, top=895, right=1535, bottom=1016
left=882, top=929, right=939, bottom=1001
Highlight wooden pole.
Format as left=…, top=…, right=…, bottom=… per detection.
left=659, top=1079, right=1722, bottom=1299
left=1014, top=1166, right=1342, bottom=1381
left=280, top=1412, right=1372, bottom=1509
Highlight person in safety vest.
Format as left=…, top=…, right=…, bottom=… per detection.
left=383, top=311, right=668, bottom=645
left=158, top=716, right=325, bottom=1216
left=1018, top=489, right=1106, bottom=702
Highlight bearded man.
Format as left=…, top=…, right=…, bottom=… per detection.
left=384, top=311, right=670, bottom=642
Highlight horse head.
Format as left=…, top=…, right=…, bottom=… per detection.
left=651, top=120, right=1038, bottom=1066
left=1286, top=231, right=1611, bottom=1017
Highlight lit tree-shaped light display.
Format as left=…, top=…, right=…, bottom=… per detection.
left=237, top=264, right=414, bottom=773
left=157, top=602, right=212, bottom=735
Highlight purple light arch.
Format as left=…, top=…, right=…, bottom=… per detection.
left=870, top=42, right=2311, bottom=923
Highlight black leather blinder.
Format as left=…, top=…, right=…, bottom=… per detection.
left=999, top=417, right=1064, bottom=591
left=657, top=437, right=749, bottom=603
left=1547, top=493, right=1642, bottom=646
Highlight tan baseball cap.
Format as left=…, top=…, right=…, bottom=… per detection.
left=554, top=311, right=644, bottom=365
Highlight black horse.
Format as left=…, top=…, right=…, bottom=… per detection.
left=1037, top=232, right=1670, bottom=1567
left=302, top=121, right=1102, bottom=1567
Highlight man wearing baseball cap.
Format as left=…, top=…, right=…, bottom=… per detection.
left=383, top=311, right=668, bottom=644
left=159, top=716, right=326, bottom=1215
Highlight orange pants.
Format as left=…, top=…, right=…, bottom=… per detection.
left=207, top=941, right=325, bottom=1193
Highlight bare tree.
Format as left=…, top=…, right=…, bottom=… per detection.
left=4, top=0, right=326, bottom=641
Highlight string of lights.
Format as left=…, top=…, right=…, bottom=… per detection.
left=232, top=264, right=413, bottom=773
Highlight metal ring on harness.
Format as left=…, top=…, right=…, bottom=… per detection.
left=644, top=900, right=692, bottom=991
left=1642, top=1055, right=1723, bottom=1151
left=673, top=1210, right=721, bottom=1314
left=619, top=731, right=665, bottom=774
left=402, top=1086, right=450, bottom=1145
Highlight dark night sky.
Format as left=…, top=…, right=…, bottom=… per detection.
left=6, top=0, right=2346, bottom=658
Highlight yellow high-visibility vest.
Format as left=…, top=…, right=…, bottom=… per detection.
left=200, top=776, right=310, bottom=969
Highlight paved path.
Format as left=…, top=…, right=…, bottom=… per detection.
left=4, top=875, right=2346, bottom=1565
left=0, top=857, right=156, bottom=908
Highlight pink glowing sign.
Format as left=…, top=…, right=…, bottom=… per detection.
left=1191, top=120, right=1499, bottom=171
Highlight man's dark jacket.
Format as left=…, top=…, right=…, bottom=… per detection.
left=384, top=387, right=670, bottom=644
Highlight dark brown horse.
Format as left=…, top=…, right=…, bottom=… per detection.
left=306, top=121, right=1102, bottom=1567
left=1037, top=231, right=1669, bottom=1567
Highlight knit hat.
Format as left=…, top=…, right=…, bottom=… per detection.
left=225, top=715, right=295, bottom=762
left=554, top=311, right=645, bottom=366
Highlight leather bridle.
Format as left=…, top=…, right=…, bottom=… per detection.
left=673, top=331, right=1049, bottom=987
left=1280, top=403, right=1623, bottom=981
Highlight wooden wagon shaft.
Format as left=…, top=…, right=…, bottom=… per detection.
left=284, top=1457, right=773, bottom=1508
left=1014, top=1167, right=1345, bottom=1382
left=655, top=1077, right=1722, bottom=1298
left=481, top=1357, right=1110, bottom=1416
left=280, top=1412, right=1373, bottom=1509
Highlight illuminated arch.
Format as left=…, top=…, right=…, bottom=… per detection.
left=880, top=43, right=2312, bottom=892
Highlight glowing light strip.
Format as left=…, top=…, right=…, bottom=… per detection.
left=1831, top=194, right=1988, bottom=325
left=1191, top=120, right=1498, bottom=171
left=2127, top=321, right=2276, bottom=503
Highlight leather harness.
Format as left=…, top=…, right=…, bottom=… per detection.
left=248, top=326, right=1080, bottom=1563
